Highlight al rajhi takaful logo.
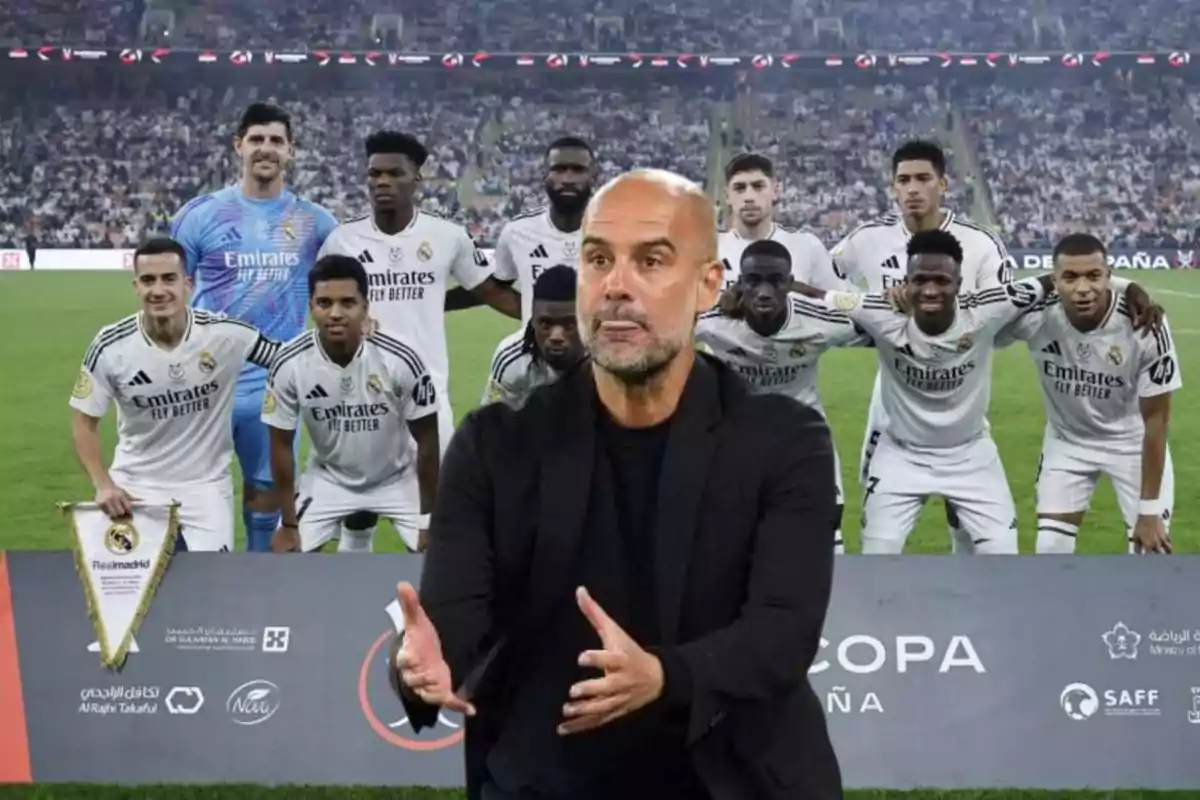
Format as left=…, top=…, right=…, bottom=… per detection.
left=358, top=598, right=464, bottom=752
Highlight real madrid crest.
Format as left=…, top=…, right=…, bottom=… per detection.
left=1106, top=344, right=1124, bottom=366
left=417, top=241, right=433, bottom=262
left=282, top=220, right=296, bottom=241
left=956, top=334, right=973, bottom=353
left=367, top=374, right=384, bottom=395
left=789, top=342, right=807, bottom=358
left=168, top=363, right=186, bottom=383
left=198, top=350, right=216, bottom=374
left=104, top=521, right=139, bottom=555
left=341, top=375, right=354, bottom=394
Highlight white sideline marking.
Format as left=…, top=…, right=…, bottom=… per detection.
left=1155, top=288, right=1200, bottom=300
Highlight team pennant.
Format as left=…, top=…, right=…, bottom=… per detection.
left=59, top=501, right=180, bottom=670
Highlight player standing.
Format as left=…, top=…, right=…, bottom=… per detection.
left=319, top=130, right=519, bottom=450
left=716, top=153, right=844, bottom=294
left=169, top=103, right=338, bottom=552
left=482, top=265, right=585, bottom=409
left=486, top=137, right=597, bottom=324
left=263, top=256, right=441, bottom=554
left=997, top=234, right=1178, bottom=554
left=69, top=238, right=280, bottom=551
left=696, top=240, right=872, bottom=553
left=799, top=230, right=1052, bottom=554
left=830, top=139, right=1015, bottom=552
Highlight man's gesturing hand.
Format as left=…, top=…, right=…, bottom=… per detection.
left=558, top=586, right=664, bottom=736
left=393, top=581, right=476, bottom=717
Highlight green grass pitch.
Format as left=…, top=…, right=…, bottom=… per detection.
left=1, top=269, right=1196, bottom=554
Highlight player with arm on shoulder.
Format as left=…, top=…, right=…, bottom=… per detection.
left=996, top=234, right=1178, bottom=555
left=829, top=138, right=1017, bottom=553
left=69, top=237, right=280, bottom=552
left=455, top=137, right=596, bottom=323
left=169, top=102, right=339, bottom=552
left=793, top=230, right=1056, bottom=554
left=264, top=255, right=441, bottom=555
left=716, top=153, right=845, bottom=297
left=697, top=240, right=872, bottom=554
left=481, top=265, right=585, bottom=410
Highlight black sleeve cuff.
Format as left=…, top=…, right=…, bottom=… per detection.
left=651, top=645, right=694, bottom=710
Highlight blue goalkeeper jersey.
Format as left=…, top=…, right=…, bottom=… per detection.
left=170, top=185, right=338, bottom=397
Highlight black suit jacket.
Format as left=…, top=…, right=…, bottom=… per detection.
left=390, top=354, right=842, bottom=799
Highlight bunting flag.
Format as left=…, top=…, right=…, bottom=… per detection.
left=59, top=501, right=179, bottom=670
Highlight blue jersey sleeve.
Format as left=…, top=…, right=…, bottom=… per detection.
left=169, top=194, right=217, bottom=278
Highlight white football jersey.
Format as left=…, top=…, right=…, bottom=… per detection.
left=317, top=211, right=493, bottom=395
left=999, top=292, right=1183, bottom=456
left=69, top=309, right=278, bottom=488
left=262, top=330, right=439, bottom=491
left=822, top=278, right=1046, bottom=449
left=492, top=208, right=581, bottom=324
left=480, top=329, right=563, bottom=409
left=717, top=224, right=846, bottom=294
left=696, top=296, right=870, bottom=418
left=830, top=210, right=1014, bottom=292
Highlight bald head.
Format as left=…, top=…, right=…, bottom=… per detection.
left=577, top=168, right=723, bottom=385
left=585, top=169, right=718, bottom=265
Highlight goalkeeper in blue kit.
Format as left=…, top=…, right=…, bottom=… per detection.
left=170, top=103, right=338, bottom=551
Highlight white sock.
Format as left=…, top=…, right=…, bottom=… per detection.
left=1037, top=519, right=1078, bottom=554
left=338, top=524, right=375, bottom=553
left=834, top=530, right=845, bottom=555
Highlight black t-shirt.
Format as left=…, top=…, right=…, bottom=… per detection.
left=486, top=411, right=708, bottom=799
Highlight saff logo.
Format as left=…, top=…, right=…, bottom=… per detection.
left=357, top=599, right=463, bottom=752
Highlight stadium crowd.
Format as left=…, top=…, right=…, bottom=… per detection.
left=2, top=68, right=1197, bottom=252
left=4, top=0, right=1200, bottom=51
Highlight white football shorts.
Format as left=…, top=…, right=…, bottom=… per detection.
left=110, top=474, right=235, bottom=552
left=1036, top=434, right=1175, bottom=534
left=860, top=432, right=1018, bottom=555
left=295, top=468, right=421, bottom=552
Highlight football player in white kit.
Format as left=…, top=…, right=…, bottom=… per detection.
left=996, top=233, right=1178, bottom=555
left=697, top=240, right=873, bottom=553
left=716, top=153, right=845, bottom=294
left=800, top=230, right=1053, bottom=554
left=830, top=139, right=1015, bottom=552
left=317, top=130, right=519, bottom=546
left=486, top=137, right=596, bottom=324
left=482, top=265, right=586, bottom=410
left=263, top=255, right=441, bottom=554
left=69, top=237, right=281, bottom=552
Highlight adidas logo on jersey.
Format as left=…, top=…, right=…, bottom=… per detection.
left=127, top=370, right=152, bottom=387
left=1042, top=341, right=1063, bottom=355
left=357, top=250, right=375, bottom=264
left=306, top=385, right=330, bottom=400
left=528, top=245, right=549, bottom=259
left=881, top=255, right=901, bottom=272
left=217, top=228, right=243, bottom=247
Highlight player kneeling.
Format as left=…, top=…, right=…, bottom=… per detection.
left=69, top=238, right=280, bottom=551
left=263, top=255, right=440, bottom=554
left=998, top=234, right=1178, bottom=554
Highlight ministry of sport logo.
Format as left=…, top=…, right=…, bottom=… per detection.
left=1103, top=622, right=1140, bottom=660
left=357, top=598, right=464, bottom=752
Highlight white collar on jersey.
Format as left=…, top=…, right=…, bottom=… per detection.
left=899, top=209, right=955, bottom=239
left=137, top=308, right=194, bottom=349
left=730, top=222, right=777, bottom=241
left=313, top=329, right=365, bottom=366
left=371, top=211, right=420, bottom=237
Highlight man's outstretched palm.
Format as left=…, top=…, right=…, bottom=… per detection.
left=394, top=581, right=476, bottom=716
